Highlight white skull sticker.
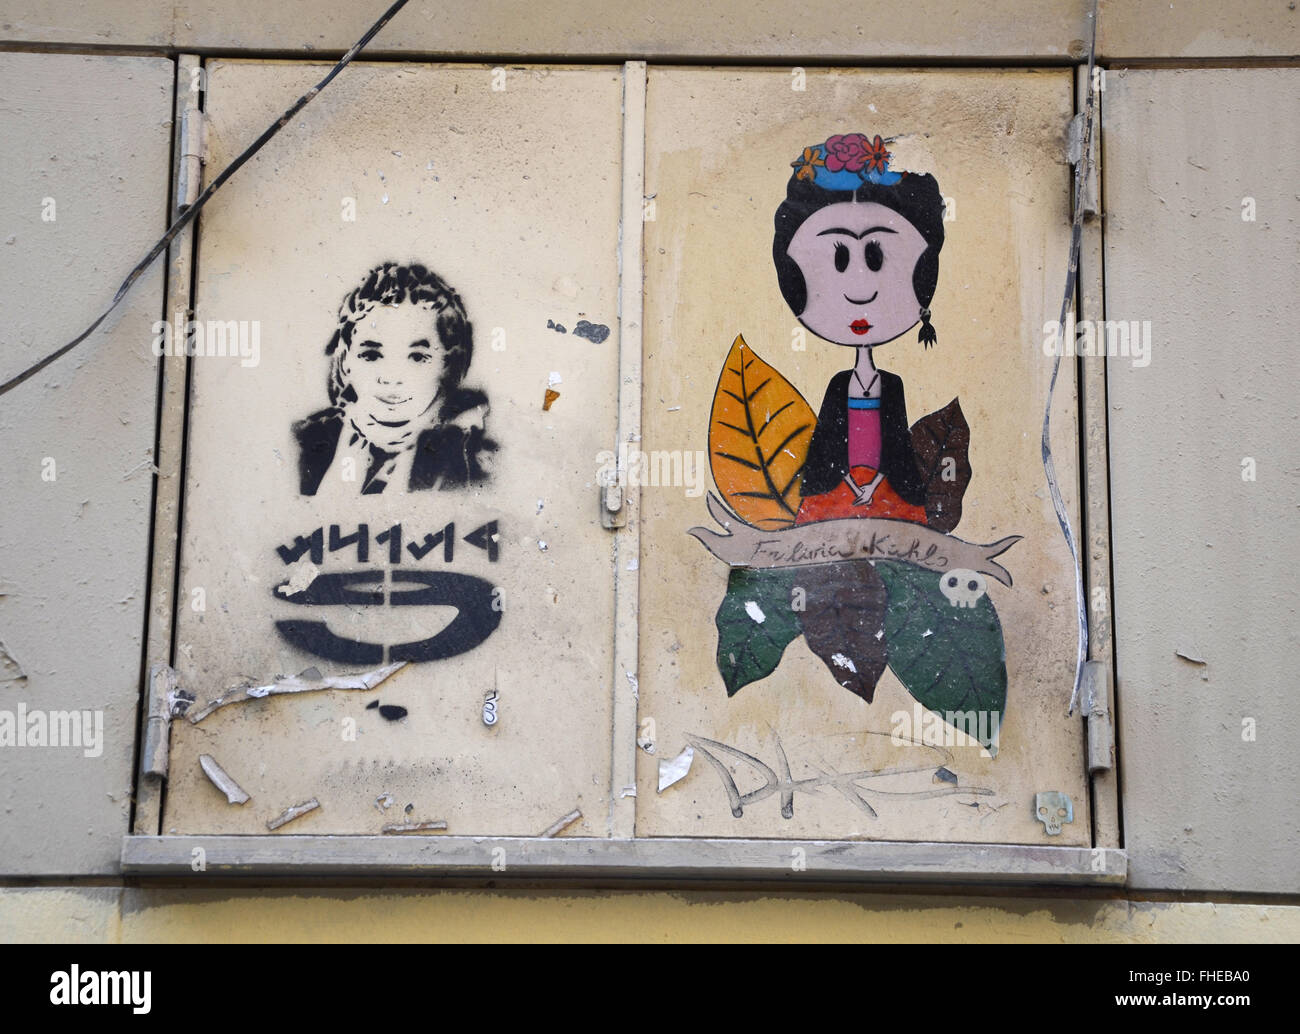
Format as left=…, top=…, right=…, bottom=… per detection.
left=939, top=569, right=987, bottom=608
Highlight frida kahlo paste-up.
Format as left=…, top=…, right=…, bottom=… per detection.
left=690, top=133, right=1021, bottom=754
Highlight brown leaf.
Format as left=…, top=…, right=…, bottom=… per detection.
left=910, top=397, right=972, bottom=534
left=708, top=334, right=816, bottom=530
left=797, top=561, right=889, bottom=703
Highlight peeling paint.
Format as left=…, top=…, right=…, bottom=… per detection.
left=539, top=808, right=582, bottom=837
left=0, top=639, right=28, bottom=689
left=267, top=797, right=320, bottom=830
left=657, top=745, right=694, bottom=793
left=199, top=755, right=250, bottom=805
left=187, top=661, right=406, bottom=722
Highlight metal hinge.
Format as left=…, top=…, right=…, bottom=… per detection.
left=139, top=663, right=195, bottom=781
left=599, top=467, right=626, bottom=529
left=1080, top=659, right=1114, bottom=774
left=1066, top=111, right=1101, bottom=222
left=176, top=107, right=206, bottom=215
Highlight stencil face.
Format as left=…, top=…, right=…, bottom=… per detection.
left=340, top=301, right=447, bottom=435
left=785, top=201, right=927, bottom=348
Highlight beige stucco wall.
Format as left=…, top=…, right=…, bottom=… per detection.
left=0, top=0, right=1296, bottom=59
left=0, top=1, right=1296, bottom=941
left=1, top=886, right=1297, bottom=943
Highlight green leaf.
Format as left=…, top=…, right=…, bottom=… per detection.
left=715, top=566, right=803, bottom=696
left=875, top=560, right=1007, bottom=753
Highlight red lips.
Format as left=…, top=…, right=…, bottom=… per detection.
left=850, top=319, right=872, bottom=335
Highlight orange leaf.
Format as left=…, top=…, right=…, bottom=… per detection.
left=708, top=334, right=816, bottom=530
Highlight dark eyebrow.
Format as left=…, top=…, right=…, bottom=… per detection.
left=408, top=339, right=432, bottom=349
left=357, top=340, right=383, bottom=349
left=816, top=225, right=898, bottom=239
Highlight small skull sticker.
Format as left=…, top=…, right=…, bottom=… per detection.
left=939, top=569, right=987, bottom=608
left=1034, top=791, right=1074, bottom=835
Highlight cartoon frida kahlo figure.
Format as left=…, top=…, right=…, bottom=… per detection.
left=777, top=132, right=943, bottom=526
left=694, top=133, right=1015, bottom=755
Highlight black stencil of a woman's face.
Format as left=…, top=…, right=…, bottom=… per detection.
left=786, top=201, right=928, bottom=348
left=339, top=301, right=445, bottom=430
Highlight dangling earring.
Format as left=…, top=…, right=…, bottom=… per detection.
left=918, top=307, right=937, bottom=349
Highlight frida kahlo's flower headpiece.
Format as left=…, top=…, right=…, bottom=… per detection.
left=791, top=133, right=904, bottom=189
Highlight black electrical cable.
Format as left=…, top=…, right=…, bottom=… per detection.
left=0, top=0, right=412, bottom=399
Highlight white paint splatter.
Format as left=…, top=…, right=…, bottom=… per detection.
left=830, top=653, right=857, bottom=673
left=744, top=601, right=766, bottom=623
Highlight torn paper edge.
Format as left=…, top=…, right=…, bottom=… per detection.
left=539, top=808, right=582, bottom=838
left=188, top=660, right=407, bottom=722
left=657, top=745, right=694, bottom=793
left=267, top=797, right=321, bottom=830
left=199, top=754, right=250, bottom=805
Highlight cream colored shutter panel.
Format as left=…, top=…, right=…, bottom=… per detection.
left=637, top=68, right=1090, bottom=846
left=165, top=62, right=624, bottom=837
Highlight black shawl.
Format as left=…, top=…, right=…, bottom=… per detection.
left=292, top=397, right=496, bottom=496
left=799, top=369, right=926, bottom=505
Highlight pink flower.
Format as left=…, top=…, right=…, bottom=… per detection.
left=823, top=133, right=872, bottom=173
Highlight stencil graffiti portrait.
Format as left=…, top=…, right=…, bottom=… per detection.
left=275, top=262, right=503, bottom=665
left=690, top=133, right=1021, bottom=755
left=293, top=262, right=497, bottom=496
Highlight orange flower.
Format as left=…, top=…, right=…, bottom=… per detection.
left=791, top=146, right=826, bottom=181
left=863, top=134, right=891, bottom=173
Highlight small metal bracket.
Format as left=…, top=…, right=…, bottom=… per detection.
left=1034, top=791, right=1074, bottom=836
left=1080, top=659, right=1114, bottom=774
left=599, top=468, right=626, bottom=529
